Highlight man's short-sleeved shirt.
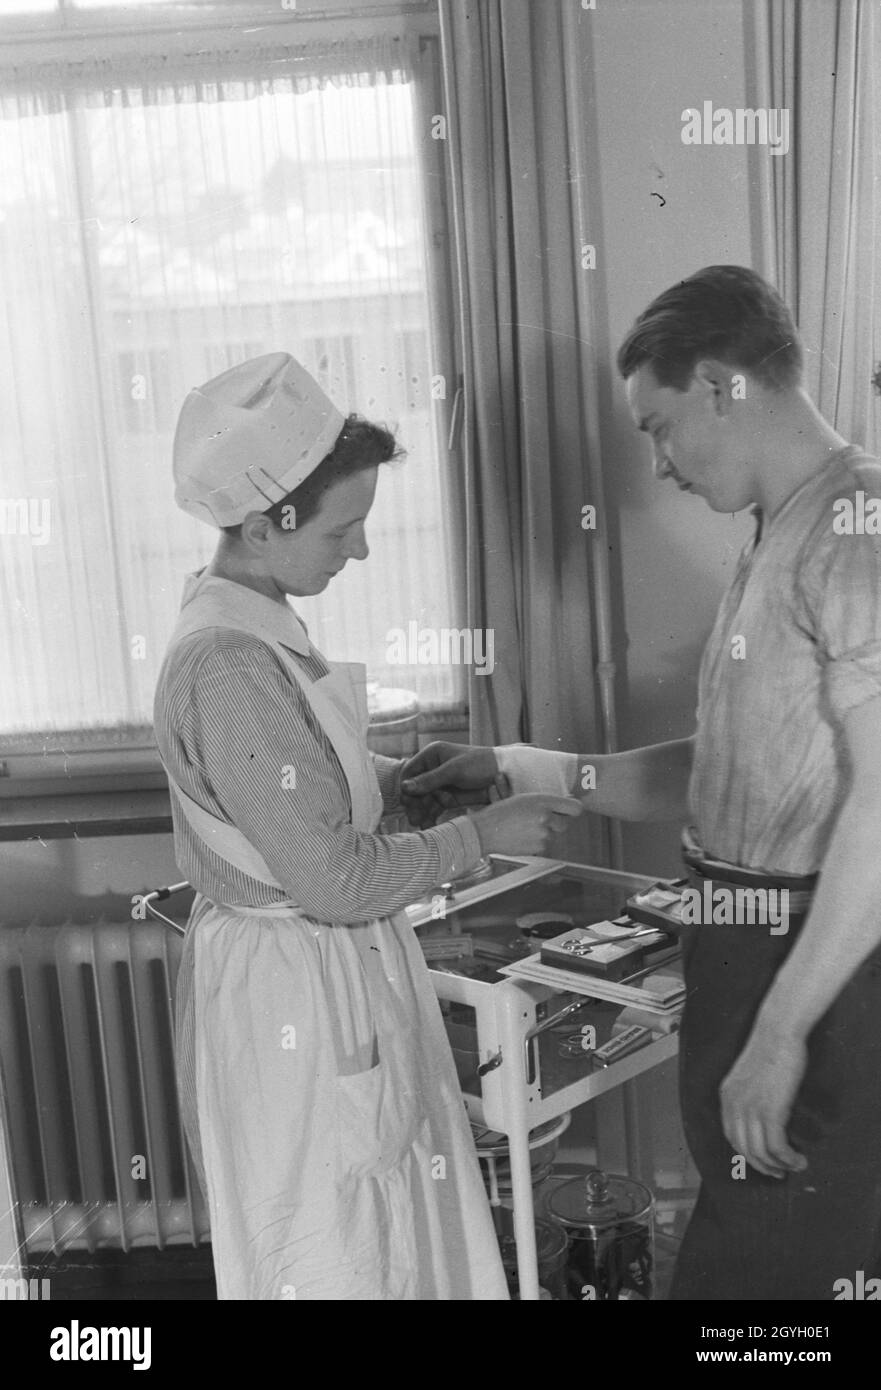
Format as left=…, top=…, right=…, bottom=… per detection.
left=690, top=445, right=881, bottom=876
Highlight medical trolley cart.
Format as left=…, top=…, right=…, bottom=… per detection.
left=406, top=856, right=681, bottom=1302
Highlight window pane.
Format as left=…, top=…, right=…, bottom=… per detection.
left=0, top=0, right=57, bottom=14
left=1, top=72, right=461, bottom=737
left=71, top=0, right=204, bottom=7
left=67, top=1, right=303, bottom=9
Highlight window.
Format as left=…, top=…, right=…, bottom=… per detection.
left=0, top=6, right=463, bottom=775
left=0, top=2, right=420, bottom=19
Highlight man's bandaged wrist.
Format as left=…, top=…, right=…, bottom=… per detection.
left=494, top=744, right=578, bottom=796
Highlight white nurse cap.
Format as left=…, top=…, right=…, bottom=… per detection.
left=173, top=351, right=346, bottom=528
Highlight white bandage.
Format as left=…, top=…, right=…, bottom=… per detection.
left=494, top=744, right=579, bottom=796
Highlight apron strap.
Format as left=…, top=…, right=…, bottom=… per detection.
left=169, top=779, right=284, bottom=891
left=162, top=573, right=383, bottom=894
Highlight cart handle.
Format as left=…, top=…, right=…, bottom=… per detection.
left=141, top=881, right=192, bottom=936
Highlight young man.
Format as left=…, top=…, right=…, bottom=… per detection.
left=404, top=266, right=881, bottom=1300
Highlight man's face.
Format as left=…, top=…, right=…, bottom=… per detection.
left=625, top=363, right=753, bottom=512
left=263, top=466, right=379, bottom=596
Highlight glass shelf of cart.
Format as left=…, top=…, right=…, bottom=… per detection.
left=411, top=860, right=667, bottom=1105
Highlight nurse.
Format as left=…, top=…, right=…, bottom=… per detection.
left=153, top=352, right=582, bottom=1301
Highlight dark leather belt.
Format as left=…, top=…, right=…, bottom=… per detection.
left=681, top=829, right=818, bottom=918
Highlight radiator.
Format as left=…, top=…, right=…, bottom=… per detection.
left=0, top=920, right=210, bottom=1256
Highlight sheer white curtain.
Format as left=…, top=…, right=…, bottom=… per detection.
left=0, top=33, right=461, bottom=744
left=750, top=0, right=881, bottom=453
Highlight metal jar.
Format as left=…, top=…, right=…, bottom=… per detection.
left=547, top=1168, right=654, bottom=1301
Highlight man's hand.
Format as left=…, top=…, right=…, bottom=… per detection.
left=719, top=699, right=881, bottom=1181
left=719, top=1024, right=809, bottom=1179
left=400, top=742, right=508, bottom=829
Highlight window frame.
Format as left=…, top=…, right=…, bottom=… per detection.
left=0, top=3, right=469, bottom=802
left=0, top=1, right=435, bottom=44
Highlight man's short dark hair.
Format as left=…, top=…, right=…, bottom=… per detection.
left=223, top=413, right=402, bottom=537
left=616, top=264, right=803, bottom=392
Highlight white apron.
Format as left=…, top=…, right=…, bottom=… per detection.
left=166, top=576, right=509, bottom=1301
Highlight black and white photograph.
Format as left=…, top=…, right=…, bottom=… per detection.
left=0, top=0, right=879, bottom=1349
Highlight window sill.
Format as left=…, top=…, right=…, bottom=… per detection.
left=0, top=788, right=173, bottom=843
left=0, top=706, right=471, bottom=839
left=0, top=710, right=469, bottom=805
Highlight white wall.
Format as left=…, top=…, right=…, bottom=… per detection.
left=590, top=0, right=757, bottom=875
left=559, top=0, right=760, bottom=1190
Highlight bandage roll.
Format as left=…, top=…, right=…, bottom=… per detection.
left=494, top=744, right=579, bottom=796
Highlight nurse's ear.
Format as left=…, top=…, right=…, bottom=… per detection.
left=239, top=509, right=277, bottom=553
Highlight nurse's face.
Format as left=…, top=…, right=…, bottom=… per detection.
left=625, top=362, right=754, bottom=512
left=265, top=466, right=379, bottom=596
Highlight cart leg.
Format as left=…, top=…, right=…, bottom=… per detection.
left=623, top=1078, right=652, bottom=1181
left=508, top=1115, right=540, bottom=1300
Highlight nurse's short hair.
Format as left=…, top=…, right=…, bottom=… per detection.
left=223, top=414, right=403, bottom=536
left=616, top=265, right=803, bottom=392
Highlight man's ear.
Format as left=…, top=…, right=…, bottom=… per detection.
left=693, top=358, right=738, bottom=417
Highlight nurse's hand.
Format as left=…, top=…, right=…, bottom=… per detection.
left=401, top=742, right=505, bottom=828
left=719, top=1025, right=809, bottom=1179
left=470, top=793, right=584, bottom=856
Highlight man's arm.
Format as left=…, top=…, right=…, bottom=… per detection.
left=574, top=737, right=695, bottom=821
left=719, top=695, right=881, bottom=1177
left=403, top=737, right=694, bottom=824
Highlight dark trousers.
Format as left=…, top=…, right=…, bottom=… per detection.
left=670, top=919, right=881, bottom=1300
